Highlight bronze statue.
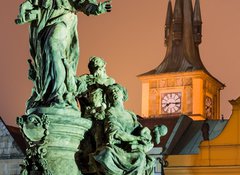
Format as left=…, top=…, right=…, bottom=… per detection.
left=16, top=0, right=112, bottom=110
left=93, top=84, right=155, bottom=175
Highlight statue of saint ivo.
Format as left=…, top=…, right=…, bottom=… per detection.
left=15, top=0, right=112, bottom=110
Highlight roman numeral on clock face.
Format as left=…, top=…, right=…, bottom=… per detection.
left=161, top=92, right=181, bottom=114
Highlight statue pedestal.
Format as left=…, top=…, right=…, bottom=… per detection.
left=17, top=107, right=92, bottom=175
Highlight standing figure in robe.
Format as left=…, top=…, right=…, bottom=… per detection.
left=15, top=0, right=112, bottom=109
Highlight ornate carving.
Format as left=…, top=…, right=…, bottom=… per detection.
left=176, top=77, right=183, bottom=86
left=183, top=77, right=192, bottom=86
left=167, top=78, right=175, bottom=87
left=159, top=79, right=167, bottom=88
left=17, top=114, right=51, bottom=175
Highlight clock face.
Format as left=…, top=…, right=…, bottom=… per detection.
left=205, top=96, right=213, bottom=118
left=161, top=92, right=181, bottom=114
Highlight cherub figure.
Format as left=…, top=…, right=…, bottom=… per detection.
left=85, top=88, right=107, bottom=121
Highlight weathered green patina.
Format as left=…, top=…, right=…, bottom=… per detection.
left=16, top=0, right=112, bottom=109
left=92, top=84, right=155, bottom=175
left=15, top=1, right=112, bottom=175
left=15, top=0, right=167, bottom=173
left=17, top=108, right=92, bottom=175
left=76, top=56, right=115, bottom=115
left=77, top=58, right=168, bottom=175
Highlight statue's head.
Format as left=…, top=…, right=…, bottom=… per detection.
left=88, top=56, right=106, bottom=75
left=107, top=84, right=128, bottom=105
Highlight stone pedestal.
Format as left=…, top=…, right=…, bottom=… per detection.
left=17, top=107, right=92, bottom=175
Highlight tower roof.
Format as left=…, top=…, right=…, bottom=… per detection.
left=139, top=0, right=219, bottom=81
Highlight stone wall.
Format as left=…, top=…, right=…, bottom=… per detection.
left=0, top=159, right=23, bottom=175
left=0, top=118, right=24, bottom=175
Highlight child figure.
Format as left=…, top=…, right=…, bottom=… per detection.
left=85, top=88, right=107, bottom=121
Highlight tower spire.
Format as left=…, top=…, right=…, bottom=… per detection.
left=164, top=0, right=173, bottom=46
left=183, top=0, right=196, bottom=62
left=193, top=0, right=202, bottom=44
left=172, top=0, right=183, bottom=43
left=139, top=0, right=208, bottom=76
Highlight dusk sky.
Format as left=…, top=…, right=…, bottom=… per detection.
left=1, top=0, right=240, bottom=126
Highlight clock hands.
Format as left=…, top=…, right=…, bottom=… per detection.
left=163, top=102, right=180, bottom=107
left=161, top=93, right=182, bottom=113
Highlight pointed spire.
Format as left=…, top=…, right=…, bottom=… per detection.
left=193, top=0, right=202, bottom=44
left=173, top=0, right=183, bottom=20
left=194, top=0, right=202, bottom=23
left=139, top=0, right=209, bottom=77
left=183, top=0, right=196, bottom=62
left=172, top=0, right=183, bottom=43
left=164, top=0, right=173, bottom=46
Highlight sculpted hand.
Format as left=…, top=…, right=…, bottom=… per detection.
left=15, top=1, right=39, bottom=25
left=98, top=0, right=112, bottom=14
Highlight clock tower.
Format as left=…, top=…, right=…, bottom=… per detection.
left=138, top=0, right=224, bottom=120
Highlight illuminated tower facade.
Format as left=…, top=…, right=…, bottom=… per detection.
left=138, top=0, right=224, bottom=120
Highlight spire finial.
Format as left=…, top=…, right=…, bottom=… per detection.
left=164, top=0, right=173, bottom=46
left=193, top=0, right=202, bottom=44
left=172, top=0, right=183, bottom=43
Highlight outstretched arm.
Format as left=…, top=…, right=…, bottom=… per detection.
left=77, top=0, right=112, bottom=16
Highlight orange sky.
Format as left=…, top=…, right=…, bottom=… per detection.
left=1, top=0, right=240, bottom=126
